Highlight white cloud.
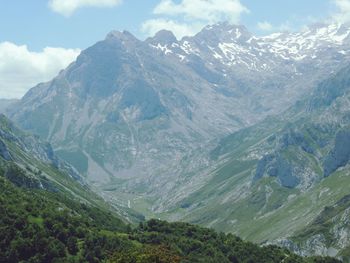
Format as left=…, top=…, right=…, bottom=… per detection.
left=257, top=21, right=273, bottom=32
left=142, top=0, right=249, bottom=39
left=332, top=0, right=350, bottom=23
left=153, top=0, right=249, bottom=24
left=142, top=19, right=203, bottom=39
left=48, top=0, right=122, bottom=17
left=256, top=20, right=299, bottom=35
left=0, top=42, right=80, bottom=99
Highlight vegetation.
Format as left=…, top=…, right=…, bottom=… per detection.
left=0, top=171, right=341, bottom=263
left=0, top=174, right=128, bottom=263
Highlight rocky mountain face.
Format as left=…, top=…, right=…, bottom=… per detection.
left=5, top=22, right=350, bottom=260
left=0, top=114, right=82, bottom=189
left=8, top=22, right=350, bottom=187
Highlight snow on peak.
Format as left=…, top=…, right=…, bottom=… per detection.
left=144, top=22, right=350, bottom=70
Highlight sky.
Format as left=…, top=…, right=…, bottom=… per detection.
left=0, top=0, right=349, bottom=99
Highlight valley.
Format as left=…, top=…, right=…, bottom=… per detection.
left=3, top=20, right=350, bottom=261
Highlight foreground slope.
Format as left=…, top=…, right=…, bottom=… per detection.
left=0, top=175, right=339, bottom=262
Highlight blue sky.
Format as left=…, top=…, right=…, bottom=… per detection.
left=0, top=0, right=157, bottom=51
left=0, top=0, right=341, bottom=50
left=0, top=0, right=349, bottom=99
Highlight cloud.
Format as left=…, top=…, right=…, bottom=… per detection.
left=142, top=0, right=249, bottom=39
left=153, top=0, right=249, bottom=24
left=0, top=42, right=80, bottom=99
left=256, top=20, right=303, bottom=34
left=142, top=19, right=203, bottom=39
left=257, top=21, right=273, bottom=32
left=332, top=0, right=350, bottom=23
left=48, top=0, right=122, bottom=17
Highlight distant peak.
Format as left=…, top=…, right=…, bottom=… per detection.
left=146, top=30, right=178, bottom=45
left=300, top=22, right=350, bottom=43
left=195, top=22, right=252, bottom=43
left=106, top=30, right=138, bottom=42
left=204, top=22, right=249, bottom=33
left=305, top=22, right=347, bottom=33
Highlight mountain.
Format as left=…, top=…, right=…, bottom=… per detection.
left=5, top=22, right=350, bottom=260
left=0, top=99, right=18, bottom=113
left=7, top=22, right=350, bottom=201
left=160, top=63, right=350, bottom=260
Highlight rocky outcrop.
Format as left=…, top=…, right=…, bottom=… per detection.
left=0, top=114, right=84, bottom=184
left=279, top=129, right=315, bottom=154
left=254, top=154, right=300, bottom=188
left=323, top=130, right=350, bottom=177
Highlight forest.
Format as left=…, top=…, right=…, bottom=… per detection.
left=0, top=173, right=341, bottom=263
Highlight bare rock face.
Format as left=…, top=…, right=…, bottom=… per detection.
left=0, top=114, right=82, bottom=184
left=324, top=131, right=350, bottom=177
left=8, top=23, right=350, bottom=189
left=254, top=153, right=300, bottom=188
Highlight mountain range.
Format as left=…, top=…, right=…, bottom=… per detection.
left=5, top=22, right=350, bottom=261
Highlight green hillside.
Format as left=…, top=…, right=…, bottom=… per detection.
left=0, top=175, right=339, bottom=263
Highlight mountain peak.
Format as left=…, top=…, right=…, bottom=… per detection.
left=105, top=30, right=139, bottom=42
left=194, top=22, right=252, bottom=44
left=146, top=30, right=178, bottom=46
left=205, top=21, right=248, bottom=31
left=300, top=22, right=350, bottom=44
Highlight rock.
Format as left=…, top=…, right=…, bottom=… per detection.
left=279, top=129, right=314, bottom=154
left=146, top=30, right=178, bottom=46
left=254, top=154, right=275, bottom=181
left=254, top=154, right=299, bottom=188
left=274, top=156, right=300, bottom=188
left=323, top=130, right=350, bottom=177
